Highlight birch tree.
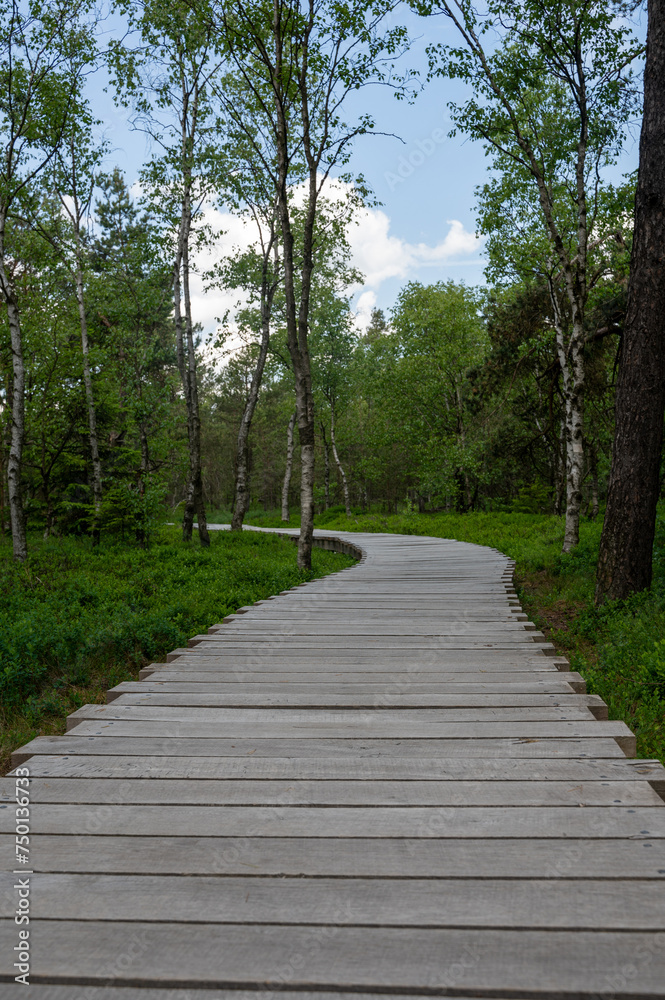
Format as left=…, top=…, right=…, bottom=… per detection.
left=41, top=120, right=108, bottom=540
left=0, top=0, right=94, bottom=560
left=281, top=408, right=297, bottom=520
left=217, top=224, right=281, bottom=531
left=417, top=0, right=642, bottom=549
left=311, top=287, right=357, bottom=517
left=205, top=73, right=284, bottom=532
left=109, top=0, right=225, bottom=546
left=205, top=0, right=410, bottom=568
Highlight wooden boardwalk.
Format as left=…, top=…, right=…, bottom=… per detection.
left=2, top=529, right=665, bottom=997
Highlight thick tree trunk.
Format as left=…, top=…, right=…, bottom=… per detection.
left=320, top=419, right=330, bottom=509
left=0, top=254, right=27, bottom=561
left=330, top=405, right=351, bottom=517
left=596, top=0, right=665, bottom=603
left=281, top=409, right=297, bottom=522
left=74, top=257, right=103, bottom=539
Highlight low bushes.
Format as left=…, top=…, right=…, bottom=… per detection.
left=0, top=527, right=353, bottom=771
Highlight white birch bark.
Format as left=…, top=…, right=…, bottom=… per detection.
left=73, top=243, right=103, bottom=528
left=232, top=217, right=279, bottom=531
left=330, top=404, right=351, bottom=517
left=319, top=419, right=330, bottom=509
left=549, top=280, right=585, bottom=551
left=281, top=409, right=297, bottom=522
left=0, top=251, right=27, bottom=561
left=181, top=222, right=210, bottom=547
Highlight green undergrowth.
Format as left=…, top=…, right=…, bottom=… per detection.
left=0, top=527, right=354, bottom=773
left=239, top=505, right=665, bottom=763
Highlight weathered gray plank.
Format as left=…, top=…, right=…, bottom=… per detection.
left=61, top=717, right=634, bottom=753
left=11, top=736, right=629, bottom=768
left=2, top=777, right=659, bottom=806
left=1, top=873, right=663, bottom=929
left=67, top=704, right=598, bottom=726
left=15, top=754, right=658, bottom=782
left=218, top=623, right=537, bottom=634
left=136, top=672, right=586, bottom=692
left=0, top=990, right=501, bottom=1000
left=4, top=834, right=664, bottom=876
left=158, top=651, right=562, bottom=665
left=2, top=803, right=661, bottom=838
left=144, top=664, right=572, bottom=678
left=0, top=989, right=474, bottom=1000
left=1, top=921, right=665, bottom=994
left=105, top=688, right=604, bottom=711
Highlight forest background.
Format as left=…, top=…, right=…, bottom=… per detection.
left=1, top=0, right=665, bottom=768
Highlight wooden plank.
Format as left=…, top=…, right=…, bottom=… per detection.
left=1, top=921, right=665, bottom=993
left=218, top=623, right=537, bottom=634
left=11, top=736, right=629, bottom=768
left=245, top=610, right=528, bottom=619
left=159, top=651, right=566, bottom=663
left=0, top=989, right=474, bottom=1000
left=130, top=674, right=585, bottom=690
left=5, top=834, right=665, bottom=877
left=150, top=658, right=570, bottom=671
left=61, top=718, right=634, bottom=753
left=105, top=690, right=606, bottom=716
left=104, top=692, right=605, bottom=714
left=138, top=673, right=586, bottom=692
left=0, top=989, right=497, bottom=1000
left=67, top=704, right=597, bottom=726
left=16, top=754, right=658, bottom=782
left=3, top=803, right=661, bottom=838
left=1, top=873, right=663, bottom=929
left=159, top=648, right=559, bottom=661
left=176, top=637, right=552, bottom=648
left=3, top=777, right=659, bottom=806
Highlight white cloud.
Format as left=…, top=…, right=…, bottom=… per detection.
left=189, top=207, right=260, bottom=347
left=354, top=290, right=378, bottom=332
left=187, top=186, right=484, bottom=341
left=348, top=211, right=483, bottom=289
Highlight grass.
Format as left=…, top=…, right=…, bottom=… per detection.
left=0, top=526, right=354, bottom=773
left=234, top=504, right=665, bottom=763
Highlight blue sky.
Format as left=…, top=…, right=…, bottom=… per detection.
left=89, top=4, right=643, bottom=333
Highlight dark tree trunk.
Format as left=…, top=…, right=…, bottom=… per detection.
left=596, top=0, right=665, bottom=603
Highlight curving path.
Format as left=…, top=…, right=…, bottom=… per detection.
left=2, top=528, right=665, bottom=997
